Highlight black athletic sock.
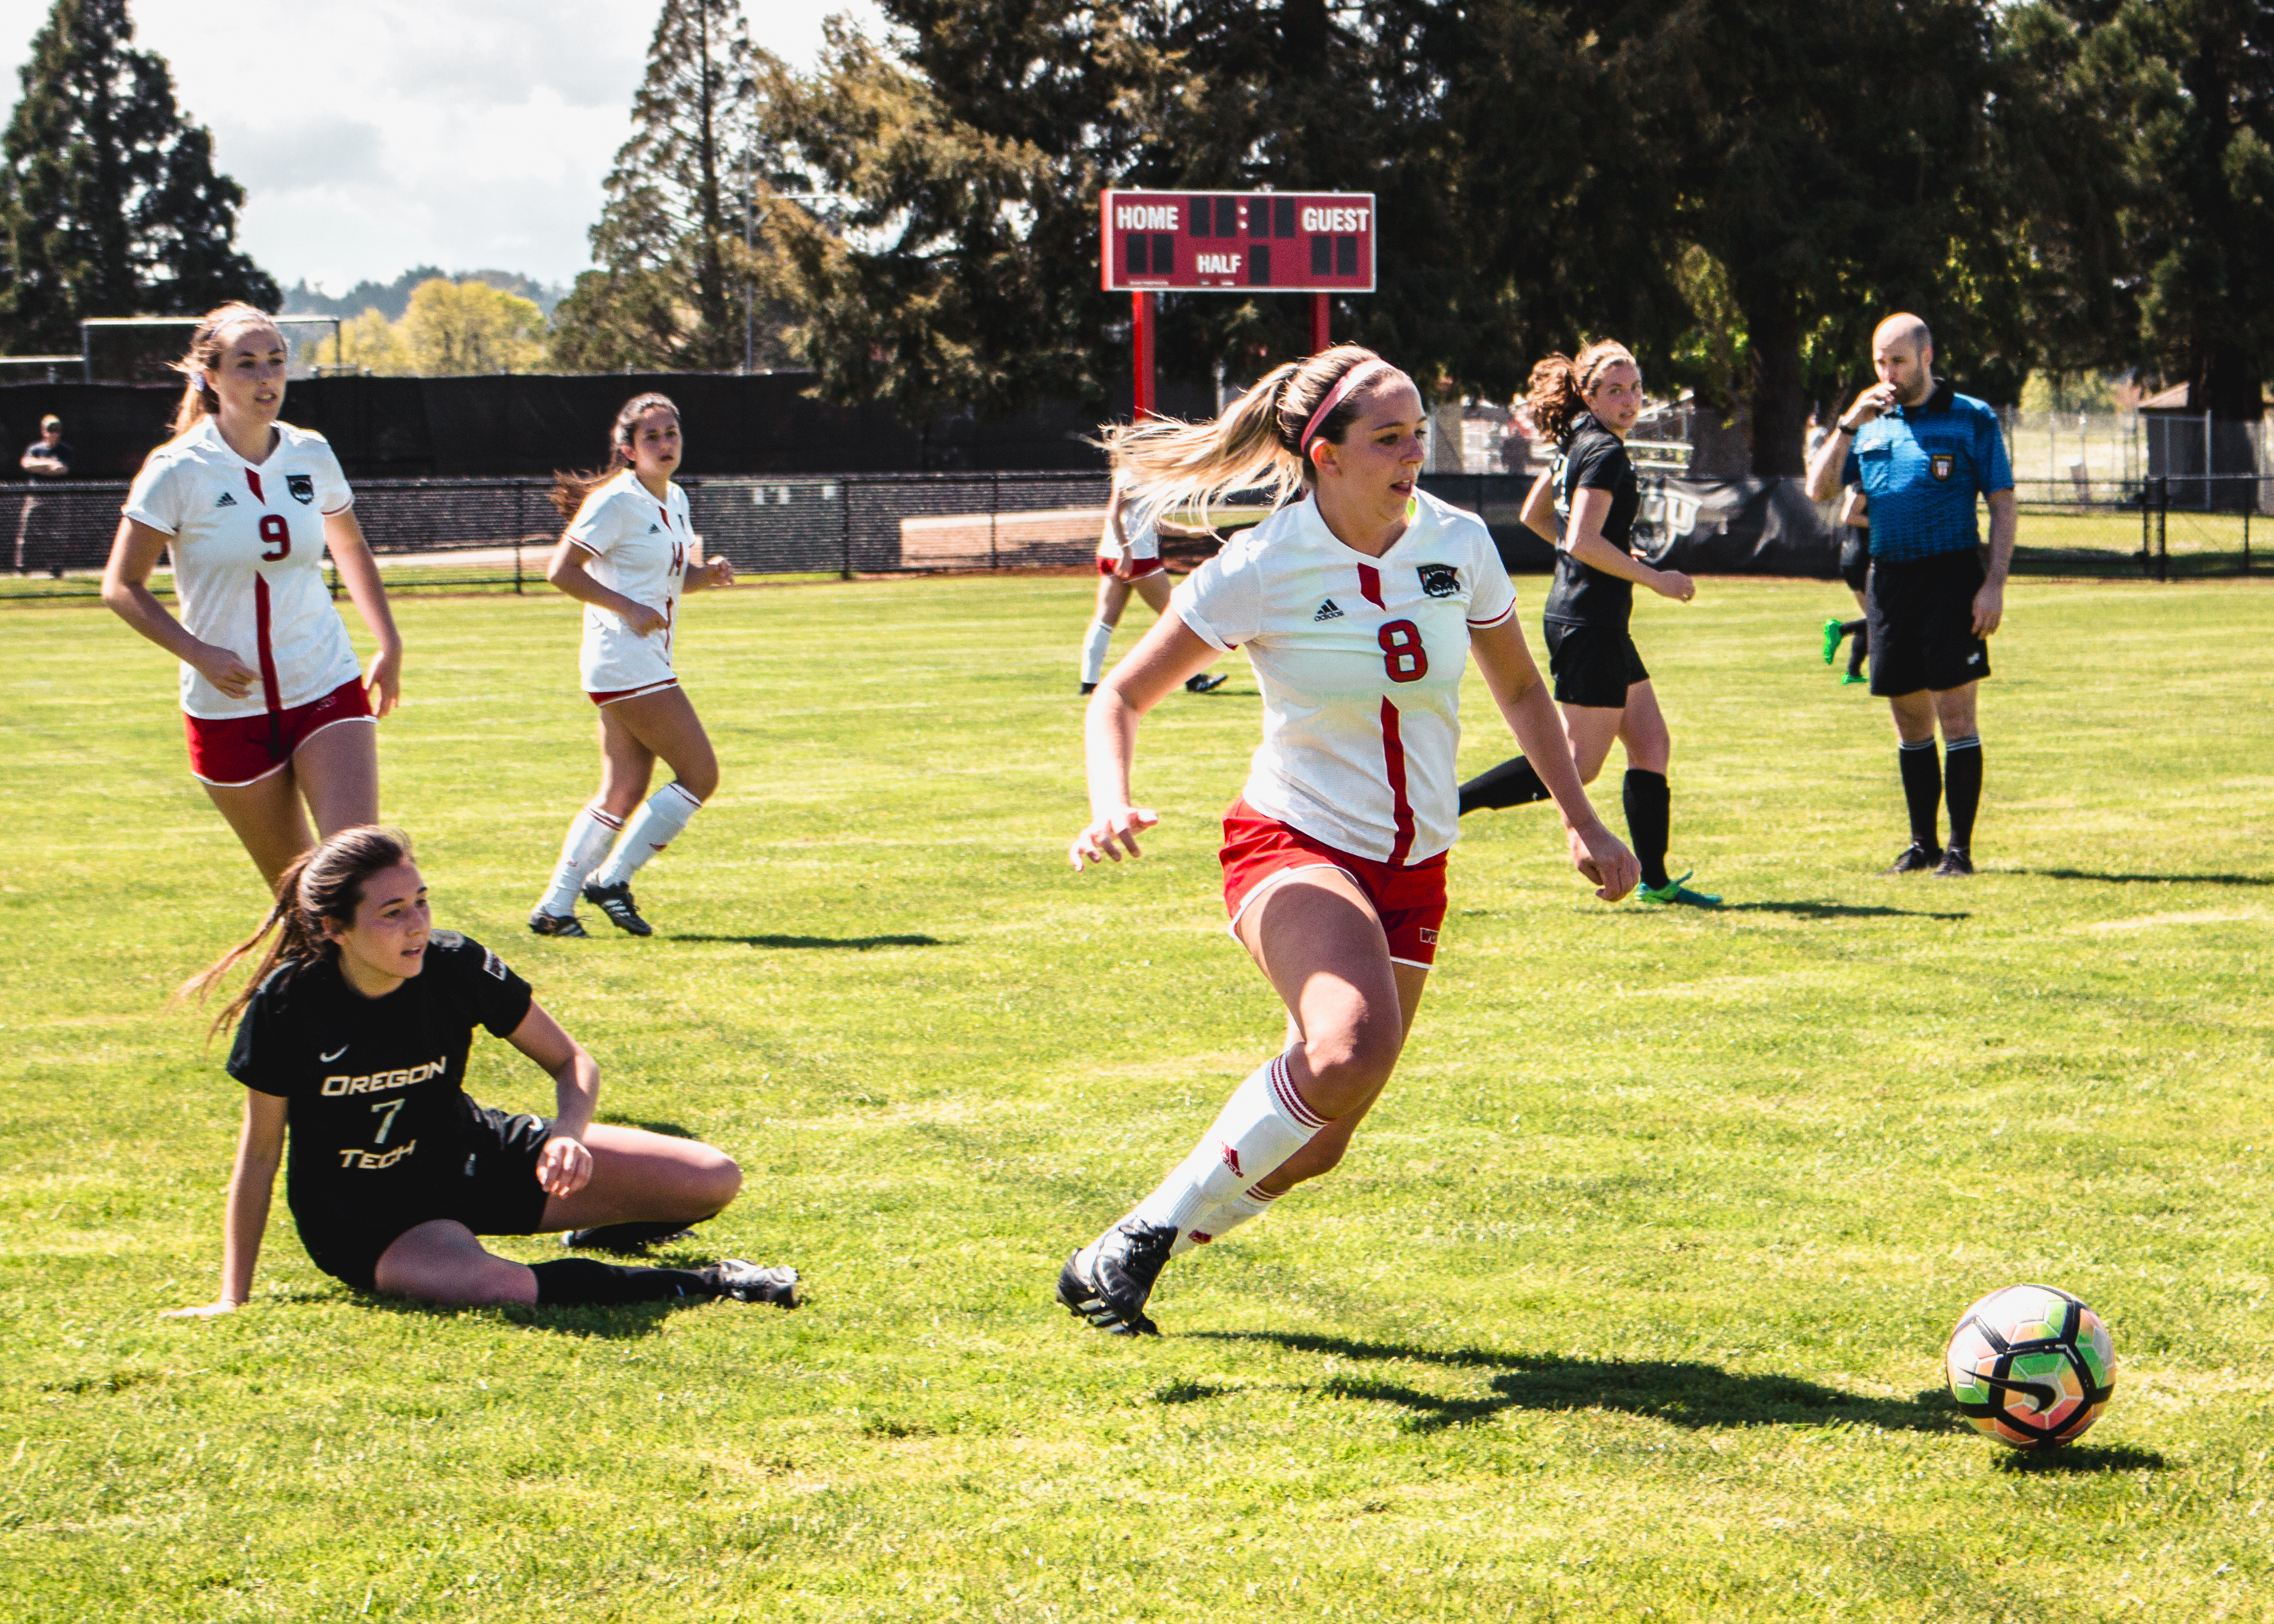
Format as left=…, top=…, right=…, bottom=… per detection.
left=1898, top=739, right=1942, bottom=852
left=1623, top=768, right=1672, bottom=891
left=564, top=1220, right=694, bottom=1251
left=529, top=1257, right=717, bottom=1306
left=1458, top=755, right=1552, bottom=815
left=1943, top=735, right=1982, bottom=849
left=1843, top=619, right=1868, bottom=678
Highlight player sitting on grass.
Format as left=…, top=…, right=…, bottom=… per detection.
left=167, top=825, right=796, bottom=1315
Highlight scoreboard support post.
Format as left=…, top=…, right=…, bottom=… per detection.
left=1133, top=291, right=1157, bottom=419
left=1311, top=293, right=1330, bottom=355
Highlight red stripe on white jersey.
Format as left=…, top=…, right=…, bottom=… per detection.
left=252, top=575, right=282, bottom=716
left=245, top=470, right=265, bottom=504
left=1357, top=562, right=1384, bottom=609
left=1380, top=697, right=1414, bottom=866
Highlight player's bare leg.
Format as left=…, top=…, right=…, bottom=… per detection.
left=291, top=719, right=380, bottom=838
left=203, top=768, right=317, bottom=891
left=580, top=686, right=718, bottom=934
left=543, top=1123, right=743, bottom=1237
left=1256, top=956, right=1427, bottom=1193
left=373, top=1214, right=792, bottom=1310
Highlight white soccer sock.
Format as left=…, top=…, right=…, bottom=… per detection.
left=538, top=804, right=624, bottom=915
left=1080, top=620, right=1115, bottom=684
left=1128, top=1052, right=1327, bottom=1236
left=590, top=782, right=703, bottom=888
left=1171, top=1182, right=1283, bottom=1257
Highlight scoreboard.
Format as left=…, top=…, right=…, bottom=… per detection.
left=1100, top=190, right=1376, bottom=293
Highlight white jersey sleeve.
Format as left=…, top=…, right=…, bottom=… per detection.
left=1170, top=546, right=1264, bottom=651
left=124, top=454, right=192, bottom=536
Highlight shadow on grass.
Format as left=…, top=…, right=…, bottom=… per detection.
left=595, top=1114, right=697, bottom=1137
left=1721, top=900, right=1971, bottom=922
left=1189, top=1331, right=1966, bottom=1436
left=2021, top=868, right=2273, bottom=888
left=670, top=933, right=945, bottom=950
left=1992, top=1442, right=2166, bottom=1473
left=350, top=1290, right=710, bottom=1340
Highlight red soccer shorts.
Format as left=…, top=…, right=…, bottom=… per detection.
left=1218, top=798, right=1448, bottom=969
left=185, top=677, right=372, bottom=787
left=588, top=677, right=680, bottom=707
left=1096, top=555, right=1166, bottom=579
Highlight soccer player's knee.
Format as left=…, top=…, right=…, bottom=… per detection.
left=1304, top=1017, right=1400, bottom=1099
left=679, top=761, right=720, bottom=802
left=694, top=1147, right=743, bottom=1212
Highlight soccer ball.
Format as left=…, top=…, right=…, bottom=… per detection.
left=1944, top=1283, right=2117, bottom=1449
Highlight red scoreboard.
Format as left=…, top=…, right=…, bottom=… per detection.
left=1100, top=190, right=1377, bottom=293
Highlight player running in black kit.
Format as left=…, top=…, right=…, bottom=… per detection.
left=1456, top=343, right=1717, bottom=906
left=167, top=826, right=797, bottom=1314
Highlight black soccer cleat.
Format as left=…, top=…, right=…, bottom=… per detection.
left=1056, top=1218, right=1177, bottom=1336
left=582, top=879, right=653, bottom=936
left=563, top=1222, right=695, bottom=1254
left=701, top=1259, right=800, bottom=1307
left=1079, top=681, right=1098, bottom=695
left=1934, top=845, right=1974, bottom=878
left=1184, top=673, right=1229, bottom=694
left=528, top=907, right=589, bottom=938
left=1882, top=842, right=1943, bottom=875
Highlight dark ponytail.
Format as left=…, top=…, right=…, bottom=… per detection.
left=552, top=392, right=680, bottom=522
left=1527, top=340, right=1637, bottom=448
left=178, top=826, right=415, bottom=1036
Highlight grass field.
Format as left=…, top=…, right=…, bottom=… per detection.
left=3, top=573, right=2271, bottom=1622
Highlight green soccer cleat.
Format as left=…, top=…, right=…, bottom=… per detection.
left=1637, top=871, right=1721, bottom=907
left=1821, top=617, right=1843, bottom=665
left=1840, top=670, right=1867, bottom=686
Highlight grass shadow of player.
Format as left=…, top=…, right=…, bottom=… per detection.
left=1720, top=900, right=1971, bottom=922
left=1188, top=1331, right=1965, bottom=1436
left=669, top=933, right=946, bottom=950
left=1991, top=1442, right=2166, bottom=1473
left=595, top=1113, right=698, bottom=1138
left=2021, top=868, right=2274, bottom=888
left=347, top=1288, right=703, bottom=1340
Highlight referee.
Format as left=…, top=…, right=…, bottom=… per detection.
left=1806, top=314, right=2015, bottom=876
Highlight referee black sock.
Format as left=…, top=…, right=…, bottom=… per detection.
left=563, top=1220, right=695, bottom=1253
left=529, top=1257, right=717, bottom=1306
left=1943, top=735, right=1982, bottom=849
left=1842, top=620, right=1868, bottom=678
left=1898, top=739, right=1942, bottom=851
left=1458, top=755, right=1552, bottom=815
left=1623, top=768, right=1672, bottom=891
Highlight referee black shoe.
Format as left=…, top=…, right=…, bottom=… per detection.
left=1882, top=842, right=1943, bottom=875
left=1933, top=845, right=1974, bottom=878
left=528, top=907, right=589, bottom=938
left=582, top=880, right=653, bottom=936
left=1057, top=1218, right=1175, bottom=1336
left=1184, top=673, right=1229, bottom=694
left=700, top=1259, right=800, bottom=1307
left=1080, top=681, right=1098, bottom=695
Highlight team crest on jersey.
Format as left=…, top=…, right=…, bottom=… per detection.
left=1930, top=454, right=1955, bottom=482
left=286, top=473, right=315, bottom=504
left=215, top=492, right=237, bottom=507
left=1313, top=598, right=1344, bottom=622
left=482, top=947, right=507, bottom=980
left=1418, top=564, right=1461, bottom=598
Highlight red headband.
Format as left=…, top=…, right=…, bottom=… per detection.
left=1299, top=359, right=1391, bottom=458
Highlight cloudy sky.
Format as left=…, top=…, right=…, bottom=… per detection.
left=0, top=0, right=882, bottom=293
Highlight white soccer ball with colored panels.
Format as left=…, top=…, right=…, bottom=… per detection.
left=1945, top=1283, right=2117, bottom=1449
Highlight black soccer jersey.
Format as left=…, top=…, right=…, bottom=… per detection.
left=1541, top=412, right=1641, bottom=631
left=227, top=931, right=534, bottom=1228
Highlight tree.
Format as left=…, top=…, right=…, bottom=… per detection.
left=0, top=0, right=274, bottom=353
left=551, top=0, right=768, bottom=371
left=313, top=279, right=548, bottom=376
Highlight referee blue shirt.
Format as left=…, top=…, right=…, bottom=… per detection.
left=1842, top=381, right=2013, bottom=563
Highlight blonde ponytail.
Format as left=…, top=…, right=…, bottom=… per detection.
left=1098, top=345, right=1409, bottom=534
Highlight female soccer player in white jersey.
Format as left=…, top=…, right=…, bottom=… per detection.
left=100, top=303, right=404, bottom=888
left=528, top=394, right=735, bottom=938
left=1056, top=345, right=1642, bottom=1336
left=1076, top=472, right=1226, bottom=696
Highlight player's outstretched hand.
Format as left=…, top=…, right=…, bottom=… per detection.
left=189, top=641, right=259, bottom=702
left=703, top=557, right=736, bottom=589
left=1070, top=805, right=1159, bottom=871
left=1569, top=819, right=1641, bottom=902
left=365, top=644, right=402, bottom=718
left=161, top=1299, right=239, bottom=1319
left=536, top=1134, right=594, bottom=1198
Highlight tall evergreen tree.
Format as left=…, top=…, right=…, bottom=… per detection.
left=552, top=0, right=770, bottom=371
left=0, top=0, right=274, bottom=353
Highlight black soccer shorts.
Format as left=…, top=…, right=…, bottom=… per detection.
left=293, top=1097, right=555, bottom=1293
left=1865, top=548, right=1992, bottom=697
left=1543, top=620, right=1650, bottom=709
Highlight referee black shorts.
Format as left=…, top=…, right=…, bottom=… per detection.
left=1543, top=620, right=1649, bottom=709
left=293, top=1097, right=556, bottom=1293
left=1865, top=548, right=1991, bottom=697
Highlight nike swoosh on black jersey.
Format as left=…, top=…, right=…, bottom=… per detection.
left=320, top=1046, right=348, bottom=1062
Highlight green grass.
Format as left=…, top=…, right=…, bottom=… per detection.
left=3, top=574, right=2272, bottom=1622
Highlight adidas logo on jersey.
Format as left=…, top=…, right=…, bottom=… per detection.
left=1314, top=598, right=1344, bottom=622
left=215, top=492, right=237, bottom=507
left=647, top=523, right=662, bottom=533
